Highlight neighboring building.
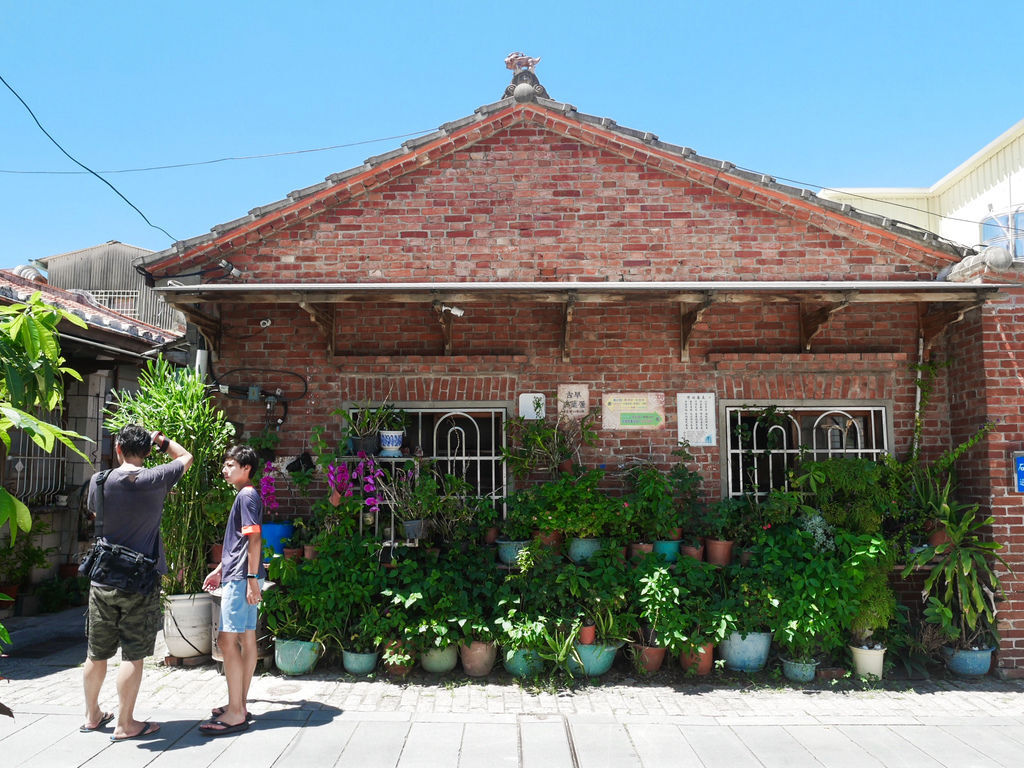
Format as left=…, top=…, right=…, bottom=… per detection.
left=35, top=241, right=186, bottom=334
left=140, top=69, right=1019, bottom=675
left=821, top=117, right=1024, bottom=265
left=0, top=268, right=182, bottom=589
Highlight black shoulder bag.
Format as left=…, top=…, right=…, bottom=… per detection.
left=78, top=469, right=160, bottom=594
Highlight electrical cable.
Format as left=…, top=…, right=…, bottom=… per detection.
left=0, top=72, right=177, bottom=242
left=0, top=130, right=437, bottom=175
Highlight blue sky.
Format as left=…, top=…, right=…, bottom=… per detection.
left=2, top=1, right=1020, bottom=270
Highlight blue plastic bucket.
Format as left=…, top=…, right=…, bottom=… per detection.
left=262, top=521, right=293, bottom=556
left=782, top=658, right=818, bottom=683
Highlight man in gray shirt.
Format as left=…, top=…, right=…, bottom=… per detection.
left=81, top=424, right=192, bottom=742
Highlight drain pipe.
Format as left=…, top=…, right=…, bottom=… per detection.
left=912, top=334, right=924, bottom=460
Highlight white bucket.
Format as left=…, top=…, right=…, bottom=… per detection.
left=849, top=645, right=885, bottom=678
left=163, top=592, right=213, bottom=658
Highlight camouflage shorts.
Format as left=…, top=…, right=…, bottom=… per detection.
left=86, top=585, right=162, bottom=661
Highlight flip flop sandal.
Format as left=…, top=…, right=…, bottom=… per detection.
left=199, top=719, right=250, bottom=737
left=110, top=722, right=160, bottom=742
left=80, top=712, right=114, bottom=732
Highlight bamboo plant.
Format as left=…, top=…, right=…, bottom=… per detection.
left=104, top=356, right=236, bottom=594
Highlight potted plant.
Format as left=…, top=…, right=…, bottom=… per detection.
left=630, top=554, right=678, bottom=674
left=246, top=427, right=280, bottom=464
left=539, top=470, right=617, bottom=563
left=624, top=460, right=681, bottom=562
left=702, top=498, right=743, bottom=566
left=903, top=501, right=1011, bottom=677
left=0, top=528, right=53, bottom=610
left=717, top=563, right=779, bottom=672
left=670, top=557, right=728, bottom=675
left=502, top=403, right=598, bottom=480
left=336, top=399, right=405, bottom=456
left=496, top=487, right=540, bottom=565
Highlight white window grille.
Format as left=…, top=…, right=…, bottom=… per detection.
left=345, top=406, right=507, bottom=538
left=724, top=404, right=888, bottom=497
left=4, top=427, right=67, bottom=504
left=90, top=290, right=139, bottom=318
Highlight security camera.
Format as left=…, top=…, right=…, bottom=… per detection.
left=442, top=304, right=465, bottom=317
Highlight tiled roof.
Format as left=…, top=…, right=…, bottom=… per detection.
left=144, top=85, right=972, bottom=273
left=0, top=270, right=181, bottom=347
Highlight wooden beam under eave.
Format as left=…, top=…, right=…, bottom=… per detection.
left=920, top=300, right=984, bottom=352
left=679, top=294, right=713, bottom=362
left=562, top=292, right=577, bottom=363
left=799, top=295, right=851, bottom=352
left=298, top=301, right=335, bottom=356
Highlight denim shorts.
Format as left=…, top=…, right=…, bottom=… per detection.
left=219, top=578, right=263, bottom=633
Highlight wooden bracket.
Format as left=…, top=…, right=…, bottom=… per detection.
left=799, top=294, right=852, bottom=351
left=920, top=300, right=983, bottom=352
left=433, top=300, right=454, bottom=355
left=298, top=302, right=335, bottom=356
left=679, top=293, right=713, bottom=362
left=179, top=306, right=222, bottom=355
left=562, top=291, right=577, bottom=363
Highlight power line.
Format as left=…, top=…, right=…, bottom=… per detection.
left=0, top=72, right=177, bottom=242
left=0, top=71, right=997, bottom=236
left=0, top=130, right=436, bottom=175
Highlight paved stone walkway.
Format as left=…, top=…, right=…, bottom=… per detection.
left=2, top=607, right=1024, bottom=767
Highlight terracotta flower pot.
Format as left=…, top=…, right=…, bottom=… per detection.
left=535, top=530, right=563, bottom=550
left=210, top=543, right=224, bottom=563
left=484, top=526, right=500, bottom=545
left=680, top=542, right=705, bottom=561
left=283, top=547, right=303, bottom=562
left=459, top=641, right=498, bottom=677
left=630, top=542, right=654, bottom=558
left=704, top=538, right=734, bottom=566
left=679, top=642, right=715, bottom=675
left=578, top=623, right=596, bottom=645
left=632, top=643, right=667, bottom=674
left=303, top=545, right=318, bottom=560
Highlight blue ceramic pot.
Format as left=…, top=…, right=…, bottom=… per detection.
left=653, top=540, right=680, bottom=563
left=568, top=643, right=618, bottom=677
left=496, top=539, right=528, bottom=565
left=781, top=658, right=818, bottom=683
left=342, top=649, right=379, bottom=676
left=275, top=638, right=322, bottom=675
left=943, top=646, right=994, bottom=677
left=503, top=648, right=544, bottom=677
left=567, top=537, right=603, bottom=563
left=719, top=630, right=772, bottom=672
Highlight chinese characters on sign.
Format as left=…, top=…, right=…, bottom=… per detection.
left=677, top=392, right=717, bottom=446
left=557, top=385, right=589, bottom=420
left=602, top=393, right=666, bottom=430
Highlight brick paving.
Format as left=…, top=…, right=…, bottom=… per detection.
left=2, top=607, right=1024, bottom=766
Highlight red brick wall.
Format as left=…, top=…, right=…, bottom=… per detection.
left=195, top=119, right=1022, bottom=672
left=946, top=292, right=1024, bottom=677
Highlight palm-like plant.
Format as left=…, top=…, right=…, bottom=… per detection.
left=903, top=502, right=1011, bottom=649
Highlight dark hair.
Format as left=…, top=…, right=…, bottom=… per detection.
left=115, top=424, right=152, bottom=459
left=225, top=444, right=258, bottom=477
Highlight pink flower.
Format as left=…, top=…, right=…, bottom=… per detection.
left=259, top=462, right=279, bottom=510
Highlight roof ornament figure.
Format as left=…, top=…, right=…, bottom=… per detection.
left=502, top=52, right=550, bottom=102
left=504, top=52, right=541, bottom=72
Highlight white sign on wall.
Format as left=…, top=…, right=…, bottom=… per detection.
left=557, top=384, right=589, bottom=420
left=677, top=392, right=716, bottom=446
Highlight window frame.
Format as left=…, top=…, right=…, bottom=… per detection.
left=717, top=400, right=892, bottom=498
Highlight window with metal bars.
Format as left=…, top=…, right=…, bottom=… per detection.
left=723, top=404, right=889, bottom=497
